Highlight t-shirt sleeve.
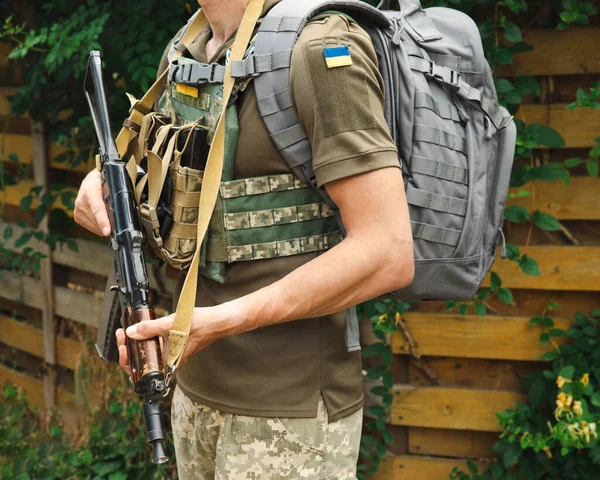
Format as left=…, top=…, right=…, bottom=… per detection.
left=290, top=15, right=400, bottom=187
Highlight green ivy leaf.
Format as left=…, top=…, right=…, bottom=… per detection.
left=20, top=195, right=33, bottom=213
left=549, top=328, right=566, bottom=337
left=586, top=160, right=599, bottom=177
left=503, top=441, right=522, bottom=468
left=540, top=332, right=550, bottom=345
left=541, top=350, right=560, bottom=361
left=591, top=392, right=600, bottom=407
left=363, top=343, right=385, bottom=358
left=514, top=76, right=541, bottom=96
left=382, top=429, right=394, bottom=446
left=498, top=288, right=514, bottom=305
left=14, top=232, right=33, bottom=248
left=564, top=157, right=583, bottom=168
left=495, top=78, right=515, bottom=93
left=531, top=211, right=562, bottom=231
left=503, top=22, right=523, bottom=42
left=530, top=164, right=569, bottom=183
left=520, top=255, right=540, bottom=276
left=490, top=271, right=502, bottom=290
left=505, top=244, right=520, bottom=262
left=559, top=366, right=575, bottom=379
left=3, top=227, right=13, bottom=240
left=528, top=124, right=565, bottom=148
left=504, top=206, right=529, bottom=223
left=367, top=405, right=386, bottom=418
left=361, top=434, right=377, bottom=446
left=381, top=346, right=393, bottom=366
left=370, top=386, right=389, bottom=397
left=459, top=304, right=468, bottom=316
left=67, top=239, right=79, bottom=253
left=474, top=304, right=486, bottom=316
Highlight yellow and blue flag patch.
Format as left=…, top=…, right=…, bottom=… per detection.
left=324, top=45, right=353, bottom=69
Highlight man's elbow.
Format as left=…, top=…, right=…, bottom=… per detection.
left=381, top=235, right=414, bottom=291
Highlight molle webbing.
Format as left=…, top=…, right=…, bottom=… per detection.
left=205, top=174, right=341, bottom=263
left=415, top=92, right=461, bottom=123
left=224, top=202, right=335, bottom=230
left=220, top=173, right=308, bottom=198
left=227, top=231, right=343, bottom=262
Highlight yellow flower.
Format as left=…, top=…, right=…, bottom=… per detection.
left=394, top=312, right=402, bottom=325
left=581, top=373, right=590, bottom=388
left=581, top=422, right=591, bottom=443
left=542, top=446, right=553, bottom=459
left=590, top=423, right=598, bottom=439
left=377, top=313, right=388, bottom=325
left=573, top=400, right=583, bottom=416
left=556, top=376, right=572, bottom=389
left=565, top=394, right=573, bottom=407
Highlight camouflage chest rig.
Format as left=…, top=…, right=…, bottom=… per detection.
left=138, top=14, right=342, bottom=285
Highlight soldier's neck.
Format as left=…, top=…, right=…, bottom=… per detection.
left=199, top=0, right=249, bottom=60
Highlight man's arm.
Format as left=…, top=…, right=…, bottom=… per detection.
left=123, top=164, right=413, bottom=367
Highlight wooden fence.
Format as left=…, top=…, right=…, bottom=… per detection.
left=1, top=22, right=600, bottom=479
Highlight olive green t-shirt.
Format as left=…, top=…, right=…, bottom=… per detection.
left=172, top=2, right=399, bottom=422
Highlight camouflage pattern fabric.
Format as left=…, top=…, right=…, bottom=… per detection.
left=220, top=174, right=307, bottom=199
left=171, top=385, right=362, bottom=480
left=224, top=202, right=334, bottom=230
left=227, top=231, right=343, bottom=262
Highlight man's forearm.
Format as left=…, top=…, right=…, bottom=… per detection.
left=211, top=234, right=413, bottom=337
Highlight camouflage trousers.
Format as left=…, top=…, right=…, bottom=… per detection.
left=171, top=385, right=363, bottom=480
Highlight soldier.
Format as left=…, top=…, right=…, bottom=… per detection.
left=74, top=0, right=414, bottom=478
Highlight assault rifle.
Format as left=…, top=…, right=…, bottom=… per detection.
left=84, top=51, right=169, bottom=464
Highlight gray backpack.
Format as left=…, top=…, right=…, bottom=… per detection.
left=229, top=0, right=517, bottom=301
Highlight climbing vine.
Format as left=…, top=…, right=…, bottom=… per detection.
left=357, top=0, right=599, bottom=478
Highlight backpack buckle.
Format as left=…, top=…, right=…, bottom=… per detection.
left=428, top=62, right=462, bottom=91
left=449, top=69, right=461, bottom=89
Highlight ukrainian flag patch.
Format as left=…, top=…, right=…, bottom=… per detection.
left=324, top=45, right=353, bottom=69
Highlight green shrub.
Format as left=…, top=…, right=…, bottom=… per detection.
left=0, top=381, right=175, bottom=480
left=450, top=309, right=600, bottom=480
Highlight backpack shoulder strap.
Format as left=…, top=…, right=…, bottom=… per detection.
left=249, top=0, right=390, bottom=353
left=250, top=0, right=389, bottom=190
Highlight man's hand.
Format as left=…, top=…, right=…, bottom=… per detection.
left=74, top=170, right=111, bottom=236
left=115, top=307, right=236, bottom=375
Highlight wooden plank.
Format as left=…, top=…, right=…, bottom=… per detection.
left=31, top=120, right=57, bottom=409
left=55, top=286, right=102, bottom=328
left=391, top=385, right=526, bottom=431
left=3, top=133, right=91, bottom=172
left=392, top=313, right=570, bottom=361
left=518, top=104, right=600, bottom=148
left=485, top=246, right=600, bottom=291
left=408, top=357, right=542, bottom=392
left=1, top=180, right=74, bottom=215
left=409, top=428, right=499, bottom=459
left=496, top=26, right=600, bottom=76
left=54, top=237, right=112, bottom=277
left=0, top=87, right=21, bottom=116
left=0, top=270, right=101, bottom=327
left=1, top=221, right=172, bottom=297
left=0, top=364, right=74, bottom=409
left=373, top=454, right=489, bottom=480
left=418, top=289, right=600, bottom=320
left=508, top=177, right=600, bottom=220
left=0, top=315, right=84, bottom=370
left=0, top=271, right=45, bottom=310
